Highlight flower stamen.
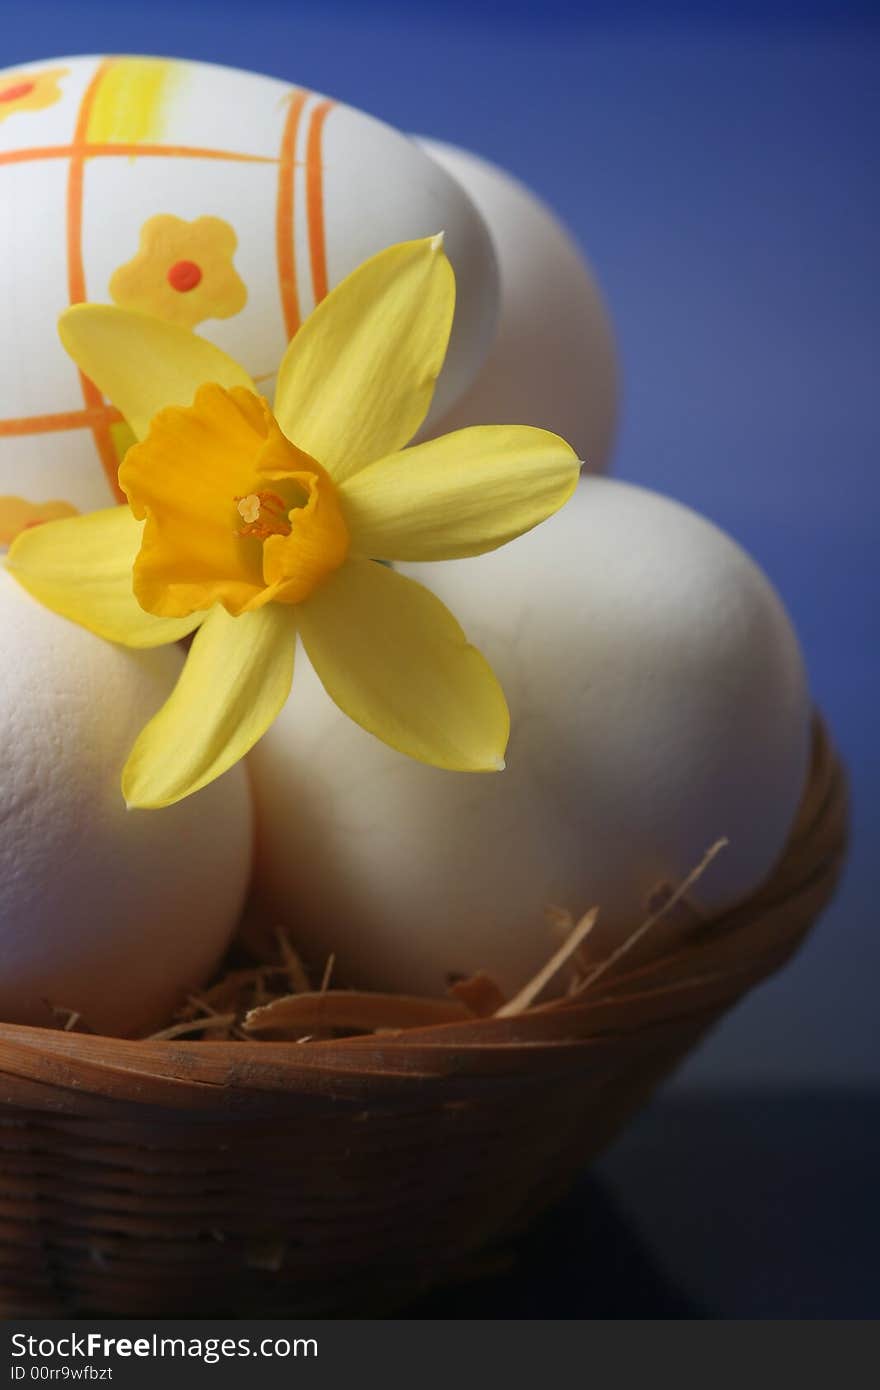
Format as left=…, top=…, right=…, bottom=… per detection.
left=235, top=491, right=292, bottom=541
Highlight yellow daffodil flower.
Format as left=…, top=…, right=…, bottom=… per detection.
left=7, top=237, right=578, bottom=809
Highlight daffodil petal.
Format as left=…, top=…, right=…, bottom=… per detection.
left=122, top=602, right=296, bottom=808
left=340, top=425, right=580, bottom=561
left=59, top=305, right=256, bottom=441
left=5, top=506, right=201, bottom=648
left=298, top=557, right=508, bottom=771
left=273, top=237, right=455, bottom=484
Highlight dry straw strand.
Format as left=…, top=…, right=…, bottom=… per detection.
left=496, top=908, right=600, bottom=1017
left=574, top=838, right=729, bottom=994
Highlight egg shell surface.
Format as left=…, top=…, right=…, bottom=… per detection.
left=0, top=571, right=253, bottom=1035
left=0, top=55, right=498, bottom=513
left=250, top=479, right=811, bottom=997
left=418, top=139, right=617, bottom=471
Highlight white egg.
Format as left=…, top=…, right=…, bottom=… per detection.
left=249, top=479, right=811, bottom=997
left=0, top=570, right=253, bottom=1035
left=0, top=55, right=498, bottom=512
left=417, top=139, right=617, bottom=471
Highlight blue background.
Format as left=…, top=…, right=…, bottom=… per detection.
left=2, top=0, right=877, bottom=1314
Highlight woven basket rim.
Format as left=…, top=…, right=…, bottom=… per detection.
left=0, top=714, right=847, bottom=1102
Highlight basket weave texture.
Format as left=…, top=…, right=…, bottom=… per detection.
left=0, top=719, right=847, bottom=1317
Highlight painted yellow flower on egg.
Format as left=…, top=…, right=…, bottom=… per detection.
left=109, top=214, right=248, bottom=329
left=7, top=237, right=578, bottom=809
left=0, top=67, right=68, bottom=124
left=0, top=496, right=78, bottom=547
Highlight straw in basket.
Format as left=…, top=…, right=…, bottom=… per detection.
left=0, top=716, right=847, bottom=1317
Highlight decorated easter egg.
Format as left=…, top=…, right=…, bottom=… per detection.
left=0, top=55, right=498, bottom=514
left=0, top=570, right=253, bottom=1035
left=249, top=479, right=811, bottom=997
left=418, top=139, right=617, bottom=471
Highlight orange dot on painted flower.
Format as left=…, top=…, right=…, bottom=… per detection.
left=167, top=260, right=203, bottom=293
left=0, top=81, right=35, bottom=103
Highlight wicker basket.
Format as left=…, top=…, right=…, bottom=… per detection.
left=0, top=718, right=847, bottom=1318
